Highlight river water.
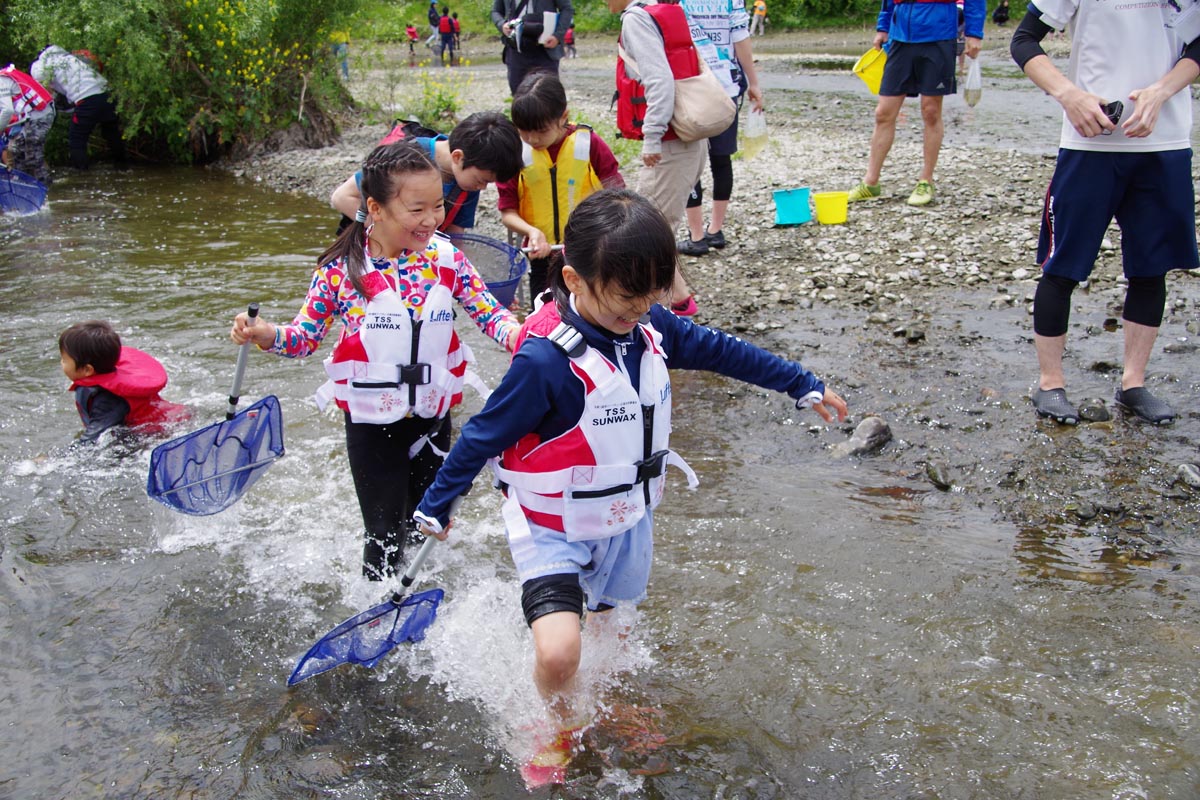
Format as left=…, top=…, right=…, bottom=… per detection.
left=3, top=77, right=1200, bottom=798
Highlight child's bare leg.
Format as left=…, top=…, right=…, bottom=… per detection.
left=531, top=610, right=583, bottom=722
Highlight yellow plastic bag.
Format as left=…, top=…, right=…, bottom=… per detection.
left=852, top=47, right=886, bottom=95
left=741, top=108, right=768, bottom=160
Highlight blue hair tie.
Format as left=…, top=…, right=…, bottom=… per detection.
left=355, top=209, right=367, bottom=224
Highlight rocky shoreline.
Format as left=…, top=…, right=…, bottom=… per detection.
left=220, top=33, right=1200, bottom=566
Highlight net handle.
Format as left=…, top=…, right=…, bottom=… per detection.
left=226, top=303, right=260, bottom=420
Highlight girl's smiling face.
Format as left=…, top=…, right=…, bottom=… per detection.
left=562, top=264, right=662, bottom=335
left=366, top=168, right=446, bottom=257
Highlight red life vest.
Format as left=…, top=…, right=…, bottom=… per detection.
left=495, top=305, right=697, bottom=537
left=70, top=347, right=189, bottom=428
left=1, top=65, right=52, bottom=128
left=614, top=2, right=701, bottom=141
left=439, top=15, right=453, bottom=33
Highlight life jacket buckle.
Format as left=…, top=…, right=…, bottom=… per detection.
left=400, top=362, right=432, bottom=386
left=634, top=449, right=669, bottom=484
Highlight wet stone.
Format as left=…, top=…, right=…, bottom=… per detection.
left=1175, top=463, right=1200, bottom=489
left=925, top=461, right=954, bottom=491
left=1076, top=398, right=1111, bottom=422
left=1067, top=501, right=1098, bottom=521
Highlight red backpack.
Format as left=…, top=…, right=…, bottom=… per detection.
left=613, top=2, right=700, bottom=141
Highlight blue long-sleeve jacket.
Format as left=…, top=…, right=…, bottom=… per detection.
left=878, top=0, right=985, bottom=44
left=415, top=302, right=826, bottom=526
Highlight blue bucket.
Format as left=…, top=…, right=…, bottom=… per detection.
left=773, top=187, right=812, bottom=226
left=447, top=233, right=529, bottom=307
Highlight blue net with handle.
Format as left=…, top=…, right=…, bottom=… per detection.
left=288, top=588, right=444, bottom=684
left=447, top=233, right=528, bottom=307
left=0, top=168, right=47, bottom=215
left=146, top=394, right=285, bottom=516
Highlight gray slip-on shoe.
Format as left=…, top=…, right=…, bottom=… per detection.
left=1032, top=387, right=1079, bottom=425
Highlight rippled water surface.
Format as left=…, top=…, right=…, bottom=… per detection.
left=2, top=164, right=1199, bottom=798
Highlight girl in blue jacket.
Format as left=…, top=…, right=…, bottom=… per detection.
left=414, top=188, right=847, bottom=779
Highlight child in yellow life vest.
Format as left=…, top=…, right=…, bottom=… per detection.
left=497, top=72, right=625, bottom=309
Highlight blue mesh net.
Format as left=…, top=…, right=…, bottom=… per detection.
left=448, top=233, right=528, bottom=307
left=146, top=395, right=285, bottom=516
left=0, top=168, right=47, bottom=215
left=288, top=588, right=444, bottom=685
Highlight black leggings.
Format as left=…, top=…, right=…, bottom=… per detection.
left=1035, top=273, right=1167, bottom=337
left=685, top=152, right=734, bottom=208
left=344, top=412, right=451, bottom=580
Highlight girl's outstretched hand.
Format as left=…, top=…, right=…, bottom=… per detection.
left=230, top=312, right=276, bottom=348
left=810, top=389, right=849, bottom=423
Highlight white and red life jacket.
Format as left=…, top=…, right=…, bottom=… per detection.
left=315, top=239, right=474, bottom=425
left=1, top=65, right=52, bottom=128
left=493, top=317, right=697, bottom=540
left=70, top=346, right=189, bottom=428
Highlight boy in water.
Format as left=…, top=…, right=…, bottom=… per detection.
left=498, top=72, right=624, bottom=307
left=331, top=111, right=522, bottom=234
left=60, top=321, right=190, bottom=444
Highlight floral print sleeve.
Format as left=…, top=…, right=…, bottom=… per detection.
left=266, top=259, right=364, bottom=358
left=448, top=246, right=519, bottom=349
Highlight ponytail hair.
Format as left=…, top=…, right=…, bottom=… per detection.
left=318, top=139, right=439, bottom=297
left=554, top=189, right=678, bottom=311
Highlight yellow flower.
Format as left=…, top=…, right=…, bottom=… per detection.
left=217, top=39, right=224, bottom=47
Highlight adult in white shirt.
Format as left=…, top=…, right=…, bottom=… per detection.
left=30, top=45, right=126, bottom=170
left=1012, top=0, right=1200, bottom=426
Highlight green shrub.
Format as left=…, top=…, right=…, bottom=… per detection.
left=7, top=0, right=361, bottom=162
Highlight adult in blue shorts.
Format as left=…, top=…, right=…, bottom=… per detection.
left=1012, top=0, right=1200, bottom=425
left=848, top=0, right=983, bottom=207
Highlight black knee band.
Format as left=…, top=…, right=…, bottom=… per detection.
left=1033, top=273, right=1078, bottom=337
left=685, top=181, right=703, bottom=209
left=1122, top=275, right=1167, bottom=328
left=521, top=573, right=584, bottom=627
left=710, top=153, right=733, bottom=201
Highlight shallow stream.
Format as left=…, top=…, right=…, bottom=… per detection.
left=2, top=86, right=1199, bottom=798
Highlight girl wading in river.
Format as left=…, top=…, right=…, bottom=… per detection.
left=412, top=188, right=848, bottom=786
left=230, top=139, right=518, bottom=581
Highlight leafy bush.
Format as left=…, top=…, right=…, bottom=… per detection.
left=6, top=0, right=360, bottom=162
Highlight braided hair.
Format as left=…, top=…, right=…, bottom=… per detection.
left=318, top=139, right=440, bottom=297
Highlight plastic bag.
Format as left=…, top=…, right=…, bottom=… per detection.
left=741, top=108, right=768, bottom=160
left=964, top=57, right=982, bottom=108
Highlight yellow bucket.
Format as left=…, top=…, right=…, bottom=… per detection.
left=813, top=191, right=849, bottom=225
left=852, top=47, right=887, bottom=95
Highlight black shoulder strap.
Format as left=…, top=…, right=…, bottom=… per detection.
left=546, top=322, right=587, bottom=358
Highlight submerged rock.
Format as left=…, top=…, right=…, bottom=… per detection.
left=925, top=461, right=955, bottom=490
left=1077, top=397, right=1111, bottom=422
left=832, top=416, right=892, bottom=458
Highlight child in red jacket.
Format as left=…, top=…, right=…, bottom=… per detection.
left=60, top=320, right=190, bottom=444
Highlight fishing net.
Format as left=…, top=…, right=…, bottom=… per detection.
left=0, top=168, right=47, bottom=215
left=146, top=394, right=285, bottom=516
left=448, top=233, right=528, bottom=307
left=288, top=588, right=444, bottom=685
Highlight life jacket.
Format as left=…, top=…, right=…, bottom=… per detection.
left=439, top=15, right=453, bottom=33
left=70, top=347, right=189, bottom=428
left=493, top=308, right=698, bottom=539
left=315, top=237, right=474, bottom=425
left=1, top=65, right=52, bottom=128
left=565, top=27, right=575, bottom=44
left=517, top=126, right=603, bottom=245
left=614, top=2, right=701, bottom=141
left=407, top=26, right=420, bottom=40
left=453, top=18, right=461, bottom=32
